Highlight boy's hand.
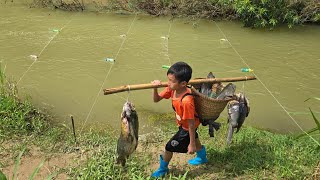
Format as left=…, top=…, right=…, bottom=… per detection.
left=151, top=80, right=161, bottom=88
left=152, top=80, right=163, bottom=102
left=188, top=143, right=196, bottom=154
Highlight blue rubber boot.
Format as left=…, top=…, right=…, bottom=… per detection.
left=188, top=146, right=208, bottom=166
left=151, top=155, right=169, bottom=178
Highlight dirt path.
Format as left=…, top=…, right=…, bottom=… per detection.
left=2, top=146, right=77, bottom=180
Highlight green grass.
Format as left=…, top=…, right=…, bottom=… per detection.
left=70, top=131, right=149, bottom=179
left=201, top=125, right=319, bottom=179
left=0, top=66, right=319, bottom=179
left=64, top=113, right=319, bottom=179
left=149, top=114, right=320, bottom=179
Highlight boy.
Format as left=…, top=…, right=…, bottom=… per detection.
left=151, top=61, right=208, bottom=178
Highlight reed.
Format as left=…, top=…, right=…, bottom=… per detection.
left=296, top=97, right=320, bottom=149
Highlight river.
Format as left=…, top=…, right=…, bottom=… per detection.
left=1, top=2, right=320, bottom=134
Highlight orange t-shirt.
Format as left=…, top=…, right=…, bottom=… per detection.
left=159, top=87, right=200, bottom=130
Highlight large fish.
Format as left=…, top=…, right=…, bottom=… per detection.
left=226, top=100, right=240, bottom=145
left=200, top=72, right=215, bottom=97
left=216, top=83, right=236, bottom=100
left=211, top=82, right=224, bottom=98
left=235, top=93, right=250, bottom=133
left=116, top=101, right=139, bottom=166
left=226, top=93, right=250, bottom=144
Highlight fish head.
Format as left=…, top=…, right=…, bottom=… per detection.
left=121, top=101, right=138, bottom=136
left=216, top=83, right=236, bottom=99
left=121, top=101, right=135, bottom=119
left=235, top=93, right=250, bottom=117
left=225, top=83, right=236, bottom=94
left=212, top=82, right=224, bottom=94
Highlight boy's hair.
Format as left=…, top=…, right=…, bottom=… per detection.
left=167, top=62, right=192, bottom=83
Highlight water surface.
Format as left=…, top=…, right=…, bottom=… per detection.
left=1, top=3, right=320, bottom=134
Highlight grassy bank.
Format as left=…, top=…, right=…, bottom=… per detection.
left=0, top=69, right=319, bottom=179
left=29, top=0, right=320, bottom=28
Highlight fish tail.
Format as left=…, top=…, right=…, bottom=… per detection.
left=116, top=157, right=126, bottom=167
left=235, top=128, right=240, bottom=133
left=227, top=124, right=234, bottom=145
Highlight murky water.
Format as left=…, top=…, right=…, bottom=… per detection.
left=1, top=2, right=320, bottom=134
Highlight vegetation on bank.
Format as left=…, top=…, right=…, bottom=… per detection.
left=0, top=68, right=319, bottom=179
left=30, top=0, right=320, bottom=28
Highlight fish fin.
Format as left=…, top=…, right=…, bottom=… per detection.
left=116, top=157, right=126, bottom=167
left=207, top=72, right=215, bottom=78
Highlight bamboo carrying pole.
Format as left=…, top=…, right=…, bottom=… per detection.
left=103, top=76, right=256, bottom=95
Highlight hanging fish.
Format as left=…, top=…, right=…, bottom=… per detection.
left=226, top=100, right=240, bottom=145
left=200, top=72, right=215, bottom=97
left=235, top=93, right=250, bottom=133
left=226, top=93, right=250, bottom=144
left=116, top=101, right=139, bottom=166
left=211, top=82, right=224, bottom=98
left=216, top=83, right=236, bottom=100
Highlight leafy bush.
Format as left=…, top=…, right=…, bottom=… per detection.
left=233, top=0, right=297, bottom=28
left=31, top=0, right=319, bottom=28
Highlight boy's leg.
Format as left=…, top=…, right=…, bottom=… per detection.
left=151, top=127, right=189, bottom=178
left=163, top=150, right=173, bottom=162
left=195, top=138, right=202, bottom=151
left=188, top=137, right=208, bottom=166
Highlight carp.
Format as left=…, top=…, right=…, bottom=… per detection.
left=211, top=81, right=224, bottom=98
left=226, top=93, right=250, bottom=144
left=116, top=101, right=139, bottom=166
left=216, top=83, right=236, bottom=100
left=200, top=72, right=215, bottom=97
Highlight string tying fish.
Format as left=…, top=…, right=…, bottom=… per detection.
left=241, top=76, right=247, bottom=94
left=126, top=85, right=131, bottom=102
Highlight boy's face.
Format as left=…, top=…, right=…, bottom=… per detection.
left=167, top=73, right=187, bottom=90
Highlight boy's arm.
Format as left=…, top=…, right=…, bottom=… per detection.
left=153, top=88, right=163, bottom=102
left=187, top=119, right=196, bottom=154
left=152, top=80, right=163, bottom=102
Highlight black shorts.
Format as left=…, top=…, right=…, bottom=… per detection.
left=165, top=126, right=199, bottom=153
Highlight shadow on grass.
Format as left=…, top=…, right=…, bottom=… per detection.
left=176, top=141, right=275, bottom=178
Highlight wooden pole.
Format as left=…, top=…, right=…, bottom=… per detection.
left=103, top=76, right=256, bottom=95
left=70, top=115, right=77, bottom=144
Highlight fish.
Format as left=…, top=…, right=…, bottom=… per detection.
left=226, top=93, right=250, bottom=144
left=216, top=83, right=236, bottom=100
left=210, top=82, right=224, bottom=98
left=226, top=100, right=240, bottom=145
left=200, top=72, right=215, bottom=97
left=116, top=101, right=139, bottom=166
left=234, top=93, right=250, bottom=133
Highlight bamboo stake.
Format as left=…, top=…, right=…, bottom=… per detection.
left=70, top=115, right=77, bottom=144
left=103, top=76, right=256, bottom=95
